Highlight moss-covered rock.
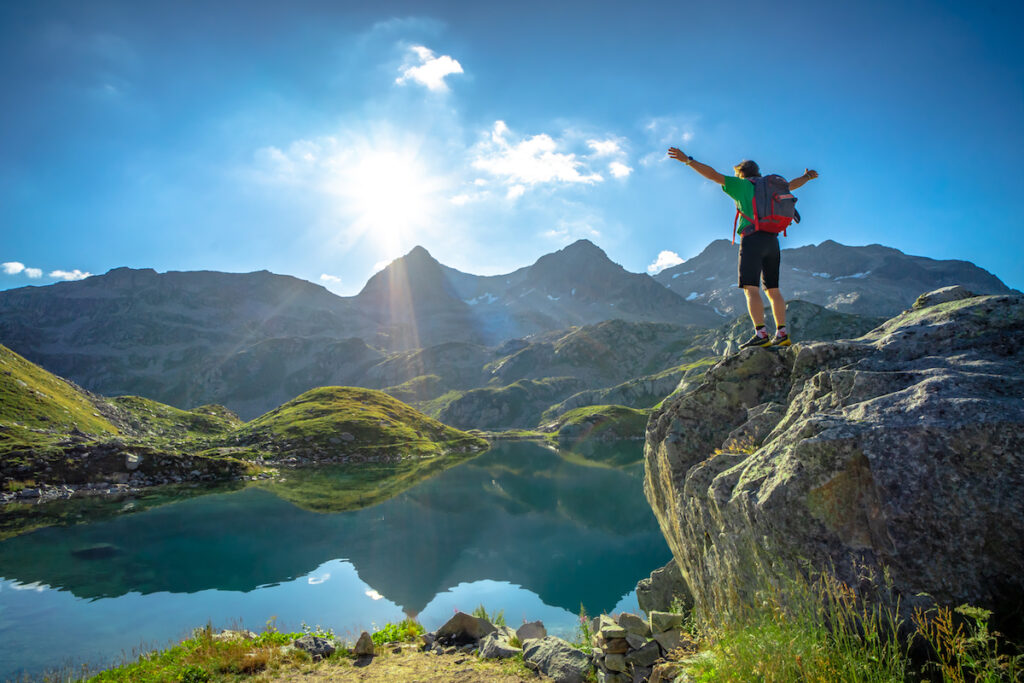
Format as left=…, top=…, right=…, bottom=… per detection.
left=645, top=291, right=1024, bottom=628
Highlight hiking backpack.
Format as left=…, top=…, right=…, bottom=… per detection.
left=732, top=174, right=800, bottom=243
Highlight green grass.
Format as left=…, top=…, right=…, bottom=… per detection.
left=81, top=623, right=339, bottom=682
left=550, top=404, right=649, bottom=442
left=472, top=604, right=506, bottom=627
left=681, top=561, right=1024, bottom=683
left=415, top=389, right=465, bottom=419
left=372, top=618, right=425, bottom=646
left=0, top=345, right=119, bottom=449
left=110, top=396, right=242, bottom=442
left=382, top=374, right=444, bottom=404
left=234, top=386, right=487, bottom=459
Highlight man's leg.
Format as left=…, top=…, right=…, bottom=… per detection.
left=765, top=287, right=786, bottom=328
left=743, top=286, right=765, bottom=327
left=737, top=236, right=772, bottom=349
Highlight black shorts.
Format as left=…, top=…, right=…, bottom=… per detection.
left=737, top=231, right=781, bottom=288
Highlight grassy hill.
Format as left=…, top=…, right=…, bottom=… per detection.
left=0, top=344, right=120, bottom=451
left=231, top=386, right=487, bottom=460
left=1, top=347, right=488, bottom=503
left=543, top=404, right=650, bottom=452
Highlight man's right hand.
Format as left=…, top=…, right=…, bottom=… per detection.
left=804, top=169, right=819, bottom=180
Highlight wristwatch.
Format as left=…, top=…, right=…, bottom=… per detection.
left=684, top=156, right=694, bottom=165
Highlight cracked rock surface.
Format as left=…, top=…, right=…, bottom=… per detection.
left=644, top=290, right=1024, bottom=620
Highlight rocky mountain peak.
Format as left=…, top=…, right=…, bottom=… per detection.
left=528, top=239, right=622, bottom=288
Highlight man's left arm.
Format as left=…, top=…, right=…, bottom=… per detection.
left=788, top=169, right=819, bottom=190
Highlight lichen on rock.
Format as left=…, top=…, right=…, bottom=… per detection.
left=644, top=289, right=1024, bottom=625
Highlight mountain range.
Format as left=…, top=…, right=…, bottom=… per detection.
left=0, top=239, right=1012, bottom=420
left=656, top=239, right=1011, bottom=317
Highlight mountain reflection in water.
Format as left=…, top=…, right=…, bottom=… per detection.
left=0, top=441, right=671, bottom=677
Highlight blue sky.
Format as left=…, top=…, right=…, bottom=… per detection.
left=2, top=0, right=1022, bottom=294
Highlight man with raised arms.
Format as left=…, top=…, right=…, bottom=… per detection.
left=668, top=147, right=818, bottom=348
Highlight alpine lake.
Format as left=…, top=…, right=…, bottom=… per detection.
left=0, top=439, right=671, bottom=680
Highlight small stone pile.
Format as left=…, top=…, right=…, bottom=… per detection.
left=591, top=611, right=691, bottom=683
left=421, top=612, right=592, bottom=682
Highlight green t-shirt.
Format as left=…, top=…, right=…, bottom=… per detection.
left=722, top=176, right=755, bottom=235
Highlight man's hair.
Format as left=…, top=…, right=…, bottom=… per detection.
left=733, top=160, right=760, bottom=178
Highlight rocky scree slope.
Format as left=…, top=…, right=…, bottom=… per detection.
left=644, top=287, right=1024, bottom=624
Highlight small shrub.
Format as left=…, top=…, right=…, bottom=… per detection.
left=177, top=664, right=209, bottom=683
left=473, top=604, right=506, bottom=627
left=912, top=603, right=1024, bottom=682
left=573, top=604, right=593, bottom=654
left=300, top=622, right=336, bottom=640
left=372, top=618, right=425, bottom=645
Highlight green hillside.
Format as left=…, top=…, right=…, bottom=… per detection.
left=546, top=404, right=650, bottom=448
left=231, top=386, right=488, bottom=459
left=107, top=396, right=243, bottom=443
left=0, top=345, right=119, bottom=451
left=2, top=348, right=486, bottom=503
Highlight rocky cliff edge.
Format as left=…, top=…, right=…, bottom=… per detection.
left=644, top=286, right=1024, bottom=623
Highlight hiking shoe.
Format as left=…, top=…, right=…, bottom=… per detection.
left=739, top=333, right=772, bottom=349
left=772, top=332, right=792, bottom=347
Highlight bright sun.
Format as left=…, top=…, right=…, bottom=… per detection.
left=336, top=146, right=440, bottom=252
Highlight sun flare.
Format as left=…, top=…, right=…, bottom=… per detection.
left=335, top=144, right=442, bottom=252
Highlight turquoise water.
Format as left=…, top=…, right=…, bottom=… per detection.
left=0, top=441, right=671, bottom=680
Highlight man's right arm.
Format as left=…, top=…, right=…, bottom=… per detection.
left=668, top=147, right=725, bottom=185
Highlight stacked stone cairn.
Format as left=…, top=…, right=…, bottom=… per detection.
left=421, top=612, right=592, bottom=682
left=591, top=611, right=689, bottom=683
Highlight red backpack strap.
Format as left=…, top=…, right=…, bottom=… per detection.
left=733, top=210, right=739, bottom=244
left=751, top=181, right=760, bottom=232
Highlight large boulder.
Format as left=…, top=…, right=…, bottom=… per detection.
left=636, top=561, right=692, bottom=615
left=293, top=634, right=336, bottom=660
left=434, top=611, right=497, bottom=645
left=479, top=631, right=520, bottom=659
left=644, top=291, right=1024, bottom=624
left=522, top=636, right=592, bottom=683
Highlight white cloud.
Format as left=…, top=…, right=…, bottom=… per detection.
left=395, top=45, right=464, bottom=92
left=641, top=116, right=698, bottom=167
left=472, top=121, right=604, bottom=195
left=3, top=262, right=44, bottom=278
left=320, top=273, right=342, bottom=284
left=587, top=139, right=621, bottom=157
left=506, top=185, right=526, bottom=200
left=49, top=269, right=92, bottom=281
left=645, top=117, right=696, bottom=144
left=609, top=162, right=633, bottom=178
left=647, top=250, right=685, bottom=274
